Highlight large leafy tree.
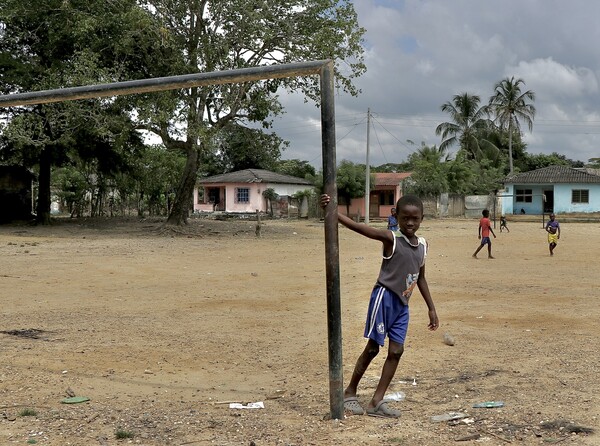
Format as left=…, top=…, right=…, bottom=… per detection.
left=0, top=0, right=163, bottom=223
left=406, top=142, right=503, bottom=196
left=435, top=93, right=497, bottom=161
left=489, top=77, right=536, bottom=174
left=521, top=151, right=583, bottom=171
left=406, top=143, right=450, bottom=197
left=135, top=0, right=366, bottom=225
left=275, top=159, right=316, bottom=179
left=200, top=124, right=287, bottom=176
left=336, top=160, right=370, bottom=216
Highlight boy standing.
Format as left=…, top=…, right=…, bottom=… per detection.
left=545, top=213, right=560, bottom=255
left=472, top=209, right=496, bottom=259
left=387, top=207, right=399, bottom=231
left=321, top=193, right=439, bottom=418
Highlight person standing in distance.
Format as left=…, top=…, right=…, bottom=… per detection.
left=320, top=193, right=439, bottom=418
left=387, top=207, right=399, bottom=231
left=546, top=213, right=560, bottom=255
left=472, top=209, right=496, bottom=259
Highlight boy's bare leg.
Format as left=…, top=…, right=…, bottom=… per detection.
left=487, top=244, right=494, bottom=259
left=368, top=340, right=404, bottom=408
left=344, top=339, right=379, bottom=399
left=472, top=245, right=483, bottom=258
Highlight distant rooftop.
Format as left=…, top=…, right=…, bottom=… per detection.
left=198, top=169, right=313, bottom=185
left=374, top=172, right=412, bottom=186
left=503, top=165, right=600, bottom=184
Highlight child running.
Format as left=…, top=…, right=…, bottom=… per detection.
left=545, top=213, right=560, bottom=255
left=472, top=209, right=496, bottom=259
left=320, top=193, right=439, bottom=418
left=500, top=215, right=509, bottom=233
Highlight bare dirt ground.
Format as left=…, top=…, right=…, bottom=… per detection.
left=1, top=215, right=599, bottom=445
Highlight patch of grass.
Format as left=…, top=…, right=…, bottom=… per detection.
left=388, top=438, right=405, bottom=444
left=115, top=429, right=135, bottom=440
left=18, top=408, right=37, bottom=417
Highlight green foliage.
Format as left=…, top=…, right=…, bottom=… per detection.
left=134, top=0, right=366, bottom=224
left=519, top=152, right=583, bottom=171
left=406, top=144, right=450, bottom=196
left=0, top=0, right=163, bottom=223
left=18, top=408, right=37, bottom=417
left=201, top=124, right=287, bottom=176
left=588, top=157, right=600, bottom=168
left=262, top=188, right=279, bottom=201
left=406, top=143, right=504, bottom=196
left=129, top=144, right=186, bottom=216
left=53, top=166, right=90, bottom=217
left=1, top=0, right=365, bottom=225
left=262, top=187, right=279, bottom=216
left=115, top=429, right=135, bottom=439
left=435, top=93, right=497, bottom=161
left=372, top=162, right=412, bottom=173
left=292, top=189, right=315, bottom=202
left=489, top=77, right=536, bottom=173
left=336, top=160, right=370, bottom=214
left=276, top=159, right=316, bottom=179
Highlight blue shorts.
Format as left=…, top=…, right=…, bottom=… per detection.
left=480, top=236, right=491, bottom=245
left=364, top=285, right=409, bottom=346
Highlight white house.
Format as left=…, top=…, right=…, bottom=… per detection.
left=501, top=165, right=600, bottom=215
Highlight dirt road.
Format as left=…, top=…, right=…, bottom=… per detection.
left=1, top=217, right=598, bottom=445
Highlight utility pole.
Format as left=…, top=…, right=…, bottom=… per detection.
left=364, top=108, right=371, bottom=224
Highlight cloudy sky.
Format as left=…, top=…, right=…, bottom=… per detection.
left=272, top=0, right=600, bottom=169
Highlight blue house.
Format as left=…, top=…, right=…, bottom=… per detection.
left=501, top=165, right=600, bottom=215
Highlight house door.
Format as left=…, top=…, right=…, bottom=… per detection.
left=207, top=188, right=220, bottom=210
left=369, top=192, right=379, bottom=218
left=543, top=190, right=554, bottom=213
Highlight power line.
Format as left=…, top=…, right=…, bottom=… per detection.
left=370, top=119, right=390, bottom=164
left=371, top=115, right=414, bottom=151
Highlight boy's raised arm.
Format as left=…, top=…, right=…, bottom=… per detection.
left=320, top=194, right=392, bottom=244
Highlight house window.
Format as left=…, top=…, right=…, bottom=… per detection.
left=515, top=189, right=532, bottom=203
left=571, top=189, right=589, bottom=204
left=235, top=187, right=250, bottom=203
left=379, top=191, right=395, bottom=206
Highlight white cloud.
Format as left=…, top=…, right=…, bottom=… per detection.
left=272, top=0, right=600, bottom=167
left=512, top=58, right=599, bottom=99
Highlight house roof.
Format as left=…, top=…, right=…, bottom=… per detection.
left=503, top=165, right=600, bottom=184
left=374, top=172, right=412, bottom=186
left=198, top=169, right=313, bottom=185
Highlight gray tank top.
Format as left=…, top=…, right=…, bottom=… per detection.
left=376, top=232, right=427, bottom=305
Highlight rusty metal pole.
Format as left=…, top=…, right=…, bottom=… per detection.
left=0, top=61, right=329, bottom=107
left=320, top=61, right=343, bottom=420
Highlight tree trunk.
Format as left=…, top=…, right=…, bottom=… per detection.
left=508, top=119, right=514, bottom=174
left=166, top=145, right=199, bottom=226
left=36, top=147, right=52, bottom=225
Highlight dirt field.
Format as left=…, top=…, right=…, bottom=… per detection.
left=1, top=215, right=599, bottom=445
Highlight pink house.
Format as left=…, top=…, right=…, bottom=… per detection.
left=194, top=169, right=314, bottom=214
left=339, top=172, right=412, bottom=219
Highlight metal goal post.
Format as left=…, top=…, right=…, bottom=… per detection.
left=0, top=60, right=345, bottom=419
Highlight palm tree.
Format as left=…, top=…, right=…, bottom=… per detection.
left=489, top=77, right=536, bottom=174
left=436, top=93, right=497, bottom=161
